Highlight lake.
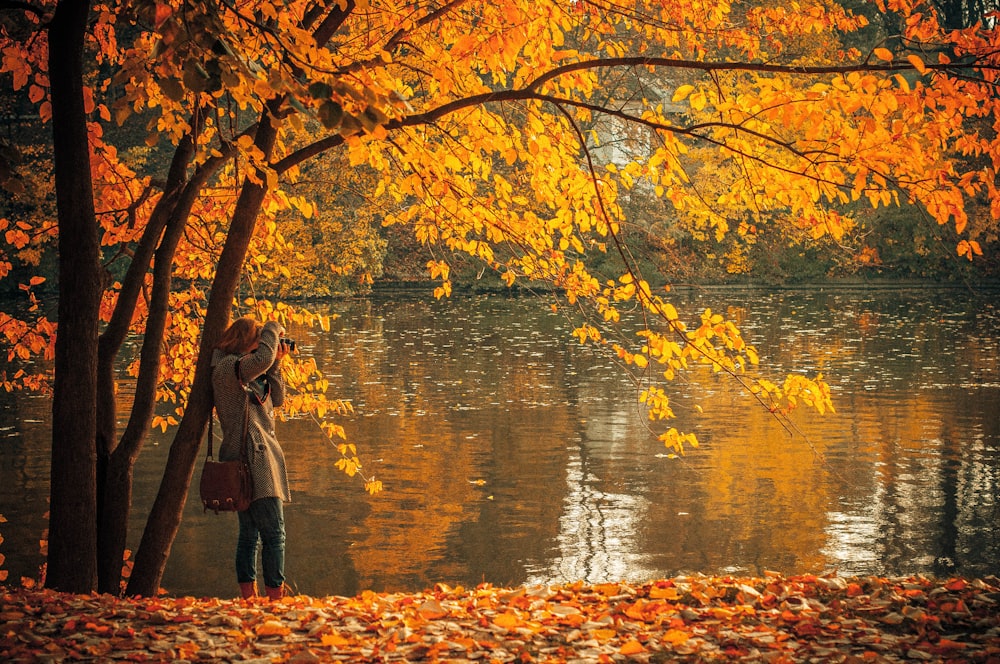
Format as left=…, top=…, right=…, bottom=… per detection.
left=0, top=286, right=998, bottom=597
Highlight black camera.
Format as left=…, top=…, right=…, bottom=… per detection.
left=280, top=337, right=297, bottom=352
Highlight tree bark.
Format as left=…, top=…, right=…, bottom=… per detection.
left=96, top=202, right=183, bottom=594
left=95, top=178, right=172, bottom=594
left=94, top=130, right=220, bottom=594
left=97, top=157, right=222, bottom=592
left=45, top=0, right=101, bottom=594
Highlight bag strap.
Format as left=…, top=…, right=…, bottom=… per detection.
left=207, top=408, right=215, bottom=459
left=240, top=377, right=250, bottom=465
left=204, top=356, right=253, bottom=468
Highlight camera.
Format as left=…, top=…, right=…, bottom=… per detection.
left=280, top=337, right=297, bottom=352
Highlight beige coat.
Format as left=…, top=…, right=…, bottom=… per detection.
left=211, top=321, right=290, bottom=503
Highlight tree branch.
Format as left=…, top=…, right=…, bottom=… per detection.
left=273, top=51, right=999, bottom=174
left=0, top=0, right=47, bottom=20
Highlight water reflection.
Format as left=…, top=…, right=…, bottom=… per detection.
left=525, top=445, right=657, bottom=586
left=0, top=287, right=998, bottom=597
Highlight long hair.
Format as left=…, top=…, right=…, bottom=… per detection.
left=216, top=317, right=262, bottom=354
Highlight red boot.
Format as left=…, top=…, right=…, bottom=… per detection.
left=239, top=581, right=258, bottom=599
left=264, top=585, right=284, bottom=601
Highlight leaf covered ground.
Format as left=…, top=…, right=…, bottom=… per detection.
left=3, top=573, right=1000, bottom=662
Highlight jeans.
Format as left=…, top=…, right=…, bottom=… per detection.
left=236, top=497, right=285, bottom=589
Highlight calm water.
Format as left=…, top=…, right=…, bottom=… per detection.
left=0, top=287, right=998, bottom=597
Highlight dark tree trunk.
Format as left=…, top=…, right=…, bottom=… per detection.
left=45, top=0, right=101, bottom=594
left=936, top=0, right=966, bottom=29
left=94, top=131, right=208, bottom=594
left=97, top=168, right=210, bottom=593
left=95, top=192, right=170, bottom=594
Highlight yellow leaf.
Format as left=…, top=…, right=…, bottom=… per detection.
left=874, top=47, right=893, bottom=62
left=592, top=628, right=617, bottom=641
left=256, top=620, right=290, bottom=636
left=663, top=628, right=690, bottom=645
left=493, top=612, right=522, bottom=629
left=593, top=582, right=620, bottom=596
left=907, top=54, right=927, bottom=74
left=648, top=585, right=680, bottom=600
left=672, top=84, right=694, bottom=102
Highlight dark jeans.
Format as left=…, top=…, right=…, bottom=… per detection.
left=236, top=497, right=285, bottom=589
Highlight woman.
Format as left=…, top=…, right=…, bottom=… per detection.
left=212, top=316, right=290, bottom=600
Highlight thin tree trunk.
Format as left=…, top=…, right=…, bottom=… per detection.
left=94, top=130, right=222, bottom=594
left=98, top=159, right=219, bottom=592
left=96, top=185, right=172, bottom=594
left=97, top=206, right=184, bottom=594
left=46, top=0, right=100, bottom=594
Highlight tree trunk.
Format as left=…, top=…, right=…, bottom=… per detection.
left=45, top=0, right=101, bottom=594
left=96, top=452, right=134, bottom=594
left=95, top=196, right=169, bottom=594
left=127, top=118, right=279, bottom=596
left=98, top=169, right=208, bottom=592
left=94, top=132, right=208, bottom=594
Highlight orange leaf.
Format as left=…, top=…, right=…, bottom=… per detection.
left=620, top=639, right=645, bottom=655
left=907, top=54, right=927, bottom=74
left=153, top=2, right=172, bottom=27
left=493, top=612, right=522, bottom=629
left=417, top=599, right=447, bottom=619
left=873, top=47, right=893, bottom=62
left=623, top=600, right=646, bottom=620
left=592, top=582, right=620, bottom=596
left=256, top=620, right=290, bottom=636
left=936, top=638, right=968, bottom=650
left=663, top=628, right=690, bottom=645
left=649, top=585, right=681, bottom=600
left=945, top=578, right=968, bottom=591
left=321, top=632, right=350, bottom=647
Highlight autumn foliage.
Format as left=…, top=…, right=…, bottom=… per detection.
left=0, top=0, right=998, bottom=594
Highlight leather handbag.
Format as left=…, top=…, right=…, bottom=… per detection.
left=200, top=360, right=253, bottom=513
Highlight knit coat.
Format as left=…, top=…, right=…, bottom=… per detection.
left=211, top=321, right=290, bottom=503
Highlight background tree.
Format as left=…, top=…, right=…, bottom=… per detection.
left=0, top=0, right=997, bottom=595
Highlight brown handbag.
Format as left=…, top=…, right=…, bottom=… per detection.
left=200, top=360, right=253, bottom=513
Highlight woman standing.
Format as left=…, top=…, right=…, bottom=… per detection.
left=212, top=316, right=290, bottom=600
